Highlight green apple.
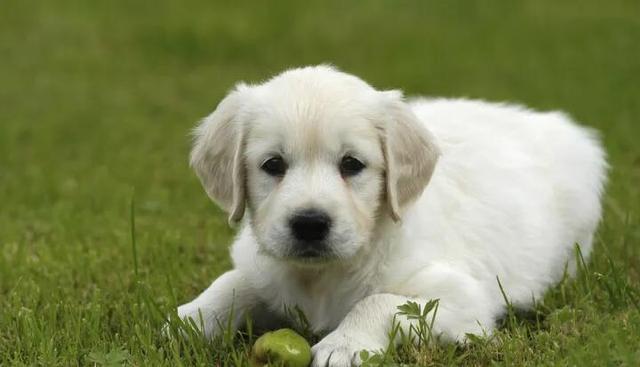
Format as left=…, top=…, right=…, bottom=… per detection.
left=251, top=329, right=312, bottom=367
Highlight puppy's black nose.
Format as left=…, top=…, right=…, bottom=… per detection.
left=289, top=209, right=332, bottom=242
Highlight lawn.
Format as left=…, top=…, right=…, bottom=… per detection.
left=1, top=0, right=639, bottom=365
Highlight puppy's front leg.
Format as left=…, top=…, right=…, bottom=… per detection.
left=176, top=270, right=257, bottom=338
left=311, top=294, right=409, bottom=366
left=312, top=288, right=496, bottom=366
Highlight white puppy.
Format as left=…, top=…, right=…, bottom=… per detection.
left=179, top=65, right=606, bottom=366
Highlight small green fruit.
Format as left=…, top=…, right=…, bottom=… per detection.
left=251, top=328, right=312, bottom=367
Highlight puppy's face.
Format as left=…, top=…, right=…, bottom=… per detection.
left=190, top=66, right=439, bottom=266
left=244, top=93, right=385, bottom=262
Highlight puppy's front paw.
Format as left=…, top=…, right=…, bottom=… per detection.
left=166, top=302, right=218, bottom=338
left=161, top=303, right=202, bottom=339
left=311, top=331, right=380, bottom=367
left=177, top=302, right=203, bottom=322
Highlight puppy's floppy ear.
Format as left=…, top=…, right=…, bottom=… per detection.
left=190, top=84, right=251, bottom=225
left=380, top=91, right=440, bottom=221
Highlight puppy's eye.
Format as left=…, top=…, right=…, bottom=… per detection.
left=261, top=156, right=287, bottom=177
left=340, top=156, right=366, bottom=177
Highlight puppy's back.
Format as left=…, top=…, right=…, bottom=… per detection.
left=401, top=98, right=606, bottom=306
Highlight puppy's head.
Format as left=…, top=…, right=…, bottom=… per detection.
left=191, top=66, right=439, bottom=265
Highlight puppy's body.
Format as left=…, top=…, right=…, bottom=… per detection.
left=179, top=66, right=606, bottom=366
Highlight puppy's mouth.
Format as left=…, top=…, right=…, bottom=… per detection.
left=291, top=247, right=331, bottom=259
left=286, top=240, right=337, bottom=264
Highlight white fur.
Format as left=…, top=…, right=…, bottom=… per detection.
left=178, top=65, right=607, bottom=366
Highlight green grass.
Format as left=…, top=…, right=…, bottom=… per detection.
left=1, top=0, right=639, bottom=365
